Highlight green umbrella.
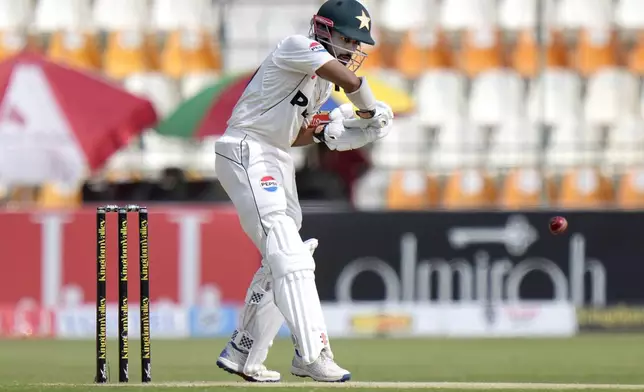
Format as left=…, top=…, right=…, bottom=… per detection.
left=155, top=72, right=253, bottom=138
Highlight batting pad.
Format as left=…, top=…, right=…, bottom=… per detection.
left=273, top=270, right=328, bottom=364
left=236, top=266, right=285, bottom=375
left=264, top=215, right=328, bottom=364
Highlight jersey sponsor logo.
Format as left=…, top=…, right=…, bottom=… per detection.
left=310, top=42, right=326, bottom=52
left=260, top=176, right=279, bottom=192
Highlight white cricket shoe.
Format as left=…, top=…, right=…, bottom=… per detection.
left=216, top=342, right=280, bottom=382
left=291, top=348, right=351, bottom=382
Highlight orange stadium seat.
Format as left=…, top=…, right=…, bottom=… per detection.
left=360, top=43, right=382, bottom=70
left=616, top=168, right=644, bottom=208
left=47, top=31, right=101, bottom=71
left=103, top=31, right=157, bottom=80
left=441, top=169, right=497, bottom=209
left=386, top=170, right=440, bottom=210
left=358, top=20, right=381, bottom=71
left=7, top=185, right=38, bottom=205
left=146, top=33, right=160, bottom=70
left=572, top=28, right=621, bottom=77
left=395, top=30, right=452, bottom=79
left=0, top=31, right=39, bottom=61
left=363, top=37, right=398, bottom=70
left=627, top=32, right=644, bottom=76
left=37, top=182, right=82, bottom=208
left=498, top=168, right=555, bottom=209
left=458, top=28, right=504, bottom=78
left=556, top=167, right=614, bottom=208
left=511, top=29, right=568, bottom=78
left=160, top=29, right=221, bottom=78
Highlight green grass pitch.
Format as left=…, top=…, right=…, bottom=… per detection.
left=1, top=335, right=643, bottom=392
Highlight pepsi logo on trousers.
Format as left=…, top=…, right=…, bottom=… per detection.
left=260, top=176, right=278, bottom=192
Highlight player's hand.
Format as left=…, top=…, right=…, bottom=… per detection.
left=331, top=103, right=355, bottom=122
left=315, top=104, right=392, bottom=151
left=320, top=107, right=350, bottom=142
left=313, top=104, right=353, bottom=144
left=344, top=101, right=394, bottom=130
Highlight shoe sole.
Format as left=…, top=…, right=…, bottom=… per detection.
left=216, top=359, right=280, bottom=383
left=291, top=368, right=351, bottom=383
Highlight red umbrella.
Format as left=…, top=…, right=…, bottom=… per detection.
left=0, top=52, right=157, bottom=186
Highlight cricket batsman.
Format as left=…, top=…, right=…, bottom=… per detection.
left=214, top=0, right=394, bottom=383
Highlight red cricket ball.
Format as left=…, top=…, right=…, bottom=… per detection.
left=549, top=216, right=568, bottom=235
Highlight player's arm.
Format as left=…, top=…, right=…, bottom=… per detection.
left=292, top=123, right=324, bottom=147
left=316, top=61, right=393, bottom=130
left=316, top=60, right=361, bottom=93
left=272, top=36, right=379, bottom=118
left=315, top=61, right=376, bottom=119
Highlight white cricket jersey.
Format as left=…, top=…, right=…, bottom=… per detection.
left=226, top=35, right=335, bottom=150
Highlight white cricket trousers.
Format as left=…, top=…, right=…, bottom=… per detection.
left=215, top=129, right=331, bottom=367
left=214, top=128, right=303, bottom=253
